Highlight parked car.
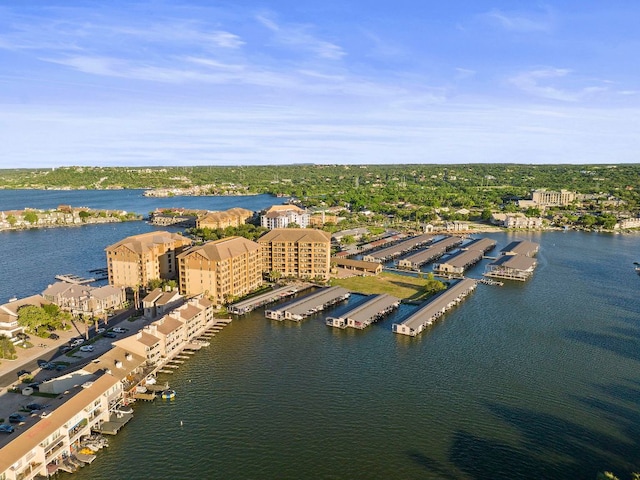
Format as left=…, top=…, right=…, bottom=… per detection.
left=27, top=382, right=41, bottom=391
left=16, top=369, right=30, bottom=377
left=79, top=345, right=95, bottom=353
left=59, top=346, right=72, bottom=354
left=42, top=362, right=56, bottom=370
left=16, top=332, right=30, bottom=341
left=8, top=413, right=27, bottom=424
left=55, top=364, right=66, bottom=371
left=103, top=332, right=117, bottom=338
left=37, top=359, right=48, bottom=367
left=0, top=424, right=15, bottom=434
left=26, top=403, right=45, bottom=411
left=96, top=328, right=106, bottom=334
left=49, top=333, right=60, bottom=340
left=112, top=327, right=127, bottom=333
left=70, top=338, right=84, bottom=347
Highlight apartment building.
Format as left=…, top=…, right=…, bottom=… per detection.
left=258, top=228, right=331, bottom=281
left=260, top=205, right=310, bottom=229
left=196, top=207, right=253, bottom=230
left=177, top=237, right=262, bottom=304
left=531, top=189, right=577, bottom=207
left=105, top=231, right=192, bottom=288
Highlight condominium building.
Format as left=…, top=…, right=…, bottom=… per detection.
left=531, top=189, right=577, bottom=207
left=260, top=205, right=310, bottom=229
left=105, top=231, right=192, bottom=288
left=258, top=228, right=331, bottom=280
left=177, top=236, right=263, bottom=304
left=196, top=208, right=254, bottom=229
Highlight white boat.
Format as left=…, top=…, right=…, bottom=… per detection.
left=145, top=375, right=157, bottom=385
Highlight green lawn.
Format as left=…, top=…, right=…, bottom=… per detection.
left=330, top=272, right=444, bottom=301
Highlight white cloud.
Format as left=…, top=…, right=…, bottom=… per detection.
left=483, top=8, right=554, bottom=33
left=509, top=68, right=607, bottom=102
left=256, top=13, right=346, bottom=60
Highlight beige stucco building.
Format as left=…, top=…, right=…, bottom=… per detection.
left=177, top=236, right=263, bottom=304
left=105, top=231, right=192, bottom=288
left=258, top=228, right=331, bottom=281
left=196, top=208, right=253, bottom=230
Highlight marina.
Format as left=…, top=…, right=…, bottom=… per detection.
left=228, top=283, right=314, bottom=315
left=484, top=240, right=540, bottom=281
left=326, top=294, right=400, bottom=329
left=265, top=286, right=351, bottom=321
left=395, top=236, right=464, bottom=270
left=392, top=278, right=478, bottom=336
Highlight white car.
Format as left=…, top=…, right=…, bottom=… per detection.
left=96, top=328, right=106, bottom=334
left=112, top=327, right=126, bottom=333
left=70, top=338, right=84, bottom=347
left=79, top=345, right=95, bottom=353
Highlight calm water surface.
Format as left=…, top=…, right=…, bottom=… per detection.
left=1, top=191, right=639, bottom=479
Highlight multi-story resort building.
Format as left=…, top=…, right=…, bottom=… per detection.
left=258, top=228, right=331, bottom=281
left=196, top=208, right=254, bottom=230
left=531, top=189, right=577, bottom=207
left=105, top=231, right=192, bottom=288
left=42, top=282, right=126, bottom=318
left=177, top=237, right=263, bottom=304
left=260, top=205, right=310, bottom=229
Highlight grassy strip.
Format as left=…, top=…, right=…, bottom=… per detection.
left=329, top=272, right=442, bottom=301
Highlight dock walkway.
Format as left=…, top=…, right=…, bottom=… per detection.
left=228, top=283, right=313, bottom=315
left=265, top=286, right=350, bottom=321
left=393, top=278, right=477, bottom=336
left=326, top=294, right=400, bottom=329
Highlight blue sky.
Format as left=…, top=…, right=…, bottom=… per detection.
left=1, top=1, right=639, bottom=167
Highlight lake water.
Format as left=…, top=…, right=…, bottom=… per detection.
left=1, top=190, right=640, bottom=479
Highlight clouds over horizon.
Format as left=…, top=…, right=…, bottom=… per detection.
left=0, top=1, right=638, bottom=167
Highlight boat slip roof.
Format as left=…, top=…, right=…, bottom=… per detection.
left=398, top=278, right=477, bottom=330
left=328, top=294, right=399, bottom=323
left=269, top=286, right=350, bottom=316
left=399, top=236, right=463, bottom=264
left=366, top=234, right=434, bottom=260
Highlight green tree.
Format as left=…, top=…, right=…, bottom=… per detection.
left=78, top=210, right=91, bottom=222
left=6, top=215, right=16, bottom=226
left=17, top=305, right=49, bottom=333
left=0, top=334, right=17, bottom=360
left=23, top=211, right=38, bottom=224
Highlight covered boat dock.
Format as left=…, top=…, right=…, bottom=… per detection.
left=326, top=294, right=400, bottom=329
left=361, top=234, right=434, bottom=263
left=265, top=286, right=351, bottom=321
left=396, top=236, right=463, bottom=270
left=392, top=278, right=477, bottom=336
left=228, top=283, right=313, bottom=315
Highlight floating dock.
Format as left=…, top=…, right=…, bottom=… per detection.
left=93, top=412, right=134, bottom=434
left=392, top=278, right=477, bottom=336
left=265, top=286, right=351, bottom=321
left=326, top=294, right=400, bottom=329
left=55, top=274, right=96, bottom=285
left=395, top=236, right=463, bottom=270
left=228, top=283, right=313, bottom=315
left=362, top=234, right=434, bottom=263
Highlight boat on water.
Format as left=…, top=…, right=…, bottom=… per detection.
left=145, top=375, right=157, bottom=385
left=635, top=262, right=640, bottom=275
left=161, top=389, right=176, bottom=400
